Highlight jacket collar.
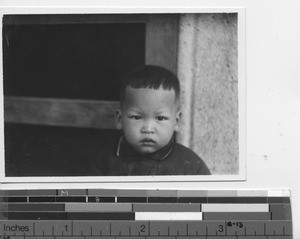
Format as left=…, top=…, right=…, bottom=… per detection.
left=116, top=135, right=175, bottom=161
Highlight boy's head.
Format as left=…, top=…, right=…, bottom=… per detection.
left=115, top=65, right=181, bottom=154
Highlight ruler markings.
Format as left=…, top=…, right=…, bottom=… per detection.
left=0, top=198, right=292, bottom=205
left=148, top=221, right=150, bottom=236
left=0, top=189, right=293, bottom=238
left=186, top=223, right=188, bottom=236
left=0, top=220, right=292, bottom=237
left=71, top=221, right=73, bottom=236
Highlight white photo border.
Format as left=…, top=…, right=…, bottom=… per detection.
left=0, top=6, right=246, bottom=184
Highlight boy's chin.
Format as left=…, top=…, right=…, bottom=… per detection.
left=135, top=146, right=158, bottom=154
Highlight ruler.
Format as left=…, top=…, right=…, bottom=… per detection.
left=0, top=189, right=293, bottom=238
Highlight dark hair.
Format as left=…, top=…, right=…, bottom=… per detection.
left=120, top=65, right=180, bottom=104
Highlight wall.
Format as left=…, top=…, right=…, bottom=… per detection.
left=177, top=13, right=238, bottom=175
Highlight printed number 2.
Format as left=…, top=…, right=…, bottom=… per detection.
left=140, top=225, right=146, bottom=233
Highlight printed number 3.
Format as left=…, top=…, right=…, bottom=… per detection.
left=218, top=225, right=224, bottom=232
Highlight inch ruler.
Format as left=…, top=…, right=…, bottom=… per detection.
left=0, top=189, right=293, bottom=239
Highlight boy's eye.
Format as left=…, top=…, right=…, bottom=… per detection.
left=129, top=115, right=142, bottom=120
left=157, top=116, right=168, bottom=121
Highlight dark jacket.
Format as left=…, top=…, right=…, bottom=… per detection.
left=90, top=136, right=211, bottom=176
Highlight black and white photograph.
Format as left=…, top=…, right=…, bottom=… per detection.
left=1, top=9, right=245, bottom=182
left=1, top=0, right=300, bottom=235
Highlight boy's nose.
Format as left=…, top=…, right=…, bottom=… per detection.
left=141, top=121, right=155, bottom=134
left=141, top=128, right=154, bottom=134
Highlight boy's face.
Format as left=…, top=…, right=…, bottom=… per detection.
left=115, top=86, right=181, bottom=154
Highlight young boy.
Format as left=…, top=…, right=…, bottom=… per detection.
left=90, top=65, right=211, bottom=176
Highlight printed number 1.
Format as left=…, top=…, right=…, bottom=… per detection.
left=65, top=225, right=68, bottom=232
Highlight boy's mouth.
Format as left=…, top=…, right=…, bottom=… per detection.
left=140, top=138, right=156, bottom=145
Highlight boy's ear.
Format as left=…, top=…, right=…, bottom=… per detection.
left=174, top=110, right=182, bottom=132
left=115, top=109, right=123, bottom=130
